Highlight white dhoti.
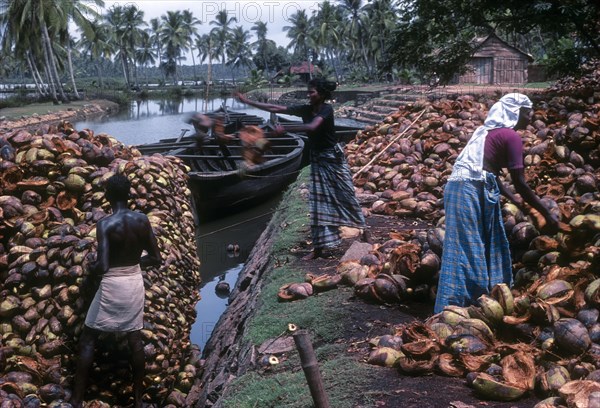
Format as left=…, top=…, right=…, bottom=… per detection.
left=85, top=264, right=144, bottom=332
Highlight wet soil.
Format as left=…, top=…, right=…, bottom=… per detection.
left=290, top=213, right=541, bottom=408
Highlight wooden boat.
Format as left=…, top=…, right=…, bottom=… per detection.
left=137, top=112, right=304, bottom=220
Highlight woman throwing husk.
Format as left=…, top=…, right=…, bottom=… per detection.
left=235, top=78, right=369, bottom=259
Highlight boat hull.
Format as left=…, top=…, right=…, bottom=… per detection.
left=188, top=147, right=303, bottom=220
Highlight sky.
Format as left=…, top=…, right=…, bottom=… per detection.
left=97, top=0, right=325, bottom=59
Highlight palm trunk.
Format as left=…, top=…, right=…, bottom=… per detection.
left=67, top=42, right=81, bottom=99
left=40, top=40, right=59, bottom=104
left=120, top=49, right=131, bottom=88
left=190, top=48, right=198, bottom=83
left=45, top=66, right=59, bottom=104
left=327, top=49, right=340, bottom=84
left=26, top=53, right=46, bottom=96
left=42, top=21, right=69, bottom=102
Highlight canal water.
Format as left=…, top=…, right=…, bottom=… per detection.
left=74, top=96, right=285, bottom=350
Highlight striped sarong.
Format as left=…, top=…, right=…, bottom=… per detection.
left=309, top=146, right=366, bottom=249
left=85, top=264, right=144, bottom=332
left=434, top=172, right=512, bottom=313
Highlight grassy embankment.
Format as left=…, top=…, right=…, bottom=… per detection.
left=220, top=168, right=384, bottom=408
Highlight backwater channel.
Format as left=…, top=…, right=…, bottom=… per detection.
left=74, top=96, right=286, bottom=350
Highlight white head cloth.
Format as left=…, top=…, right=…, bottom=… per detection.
left=449, top=93, right=532, bottom=181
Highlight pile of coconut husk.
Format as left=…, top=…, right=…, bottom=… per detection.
left=547, top=59, right=600, bottom=100
left=0, top=122, right=202, bottom=406
left=340, top=89, right=599, bottom=405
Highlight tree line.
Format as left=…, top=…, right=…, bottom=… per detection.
left=1, top=0, right=598, bottom=104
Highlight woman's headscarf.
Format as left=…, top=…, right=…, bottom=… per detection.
left=484, top=93, right=532, bottom=129
left=449, top=93, right=532, bottom=181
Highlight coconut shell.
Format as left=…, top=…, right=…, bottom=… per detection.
left=367, top=347, right=404, bottom=367
left=539, top=365, right=571, bottom=396
left=472, top=373, right=528, bottom=401
left=553, top=318, right=591, bottom=355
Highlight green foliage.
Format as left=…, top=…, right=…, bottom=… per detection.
left=223, top=352, right=382, bottom=408
left=244, top=69, right=269, bottom=89
left=544, top=37, right=587, bottom=78
left=388, top=0, right=600, bottom=79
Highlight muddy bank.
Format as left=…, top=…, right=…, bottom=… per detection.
left=0, top=99, right=120, bottom=132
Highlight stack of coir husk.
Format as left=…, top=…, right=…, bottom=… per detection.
left=352, top=71, right=599, bottom=406
left=0, top=122, right=202, bottom=407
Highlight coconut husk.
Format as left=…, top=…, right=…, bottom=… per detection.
left=436, top=353, right=464, bottom=377
left=401, top=339, right=440, bottom=358
left=397, top=355, right=436, bottom=375
left=388, top=243, right=421, bottom=276
left=399, top=321, right=437, bottom=343
left=501, top=351, right=536, bottom=391
left=558, top=380, right=600, bottom=408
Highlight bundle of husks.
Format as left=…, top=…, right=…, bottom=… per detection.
left=345, top=89, right=599, bottom=405
left=0, top=122, right=202, bottom=407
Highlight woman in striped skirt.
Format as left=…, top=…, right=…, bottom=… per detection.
left=235, top=78, right=369, bottom=259
left=434, top=93, right=559, bottom=313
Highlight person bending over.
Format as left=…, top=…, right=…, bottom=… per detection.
left=434, top=93, right=558, bottom=313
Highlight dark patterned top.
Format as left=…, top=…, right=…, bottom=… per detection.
left=285, top=103, right=337, bottom=152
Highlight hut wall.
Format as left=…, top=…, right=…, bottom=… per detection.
left=458, top=36, right=530, bottom=85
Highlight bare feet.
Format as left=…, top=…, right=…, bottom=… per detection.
left=362, top=229, right=372, bottom=244
left=302, top=248, right=323, bottom=260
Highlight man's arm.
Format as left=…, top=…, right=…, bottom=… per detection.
left=140, top=218, right=161, bottom=269
left=92, top=221, right=110, bottom=275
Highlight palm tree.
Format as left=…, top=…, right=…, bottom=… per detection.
left=182, top=9, right=201, bottom=82
left=210, top=10, right=237, bottom=83
left=196, top=32, right=216, bottom=90
left=78, top=18, right=113, bottom=89
left=1, top=0, right=70, bottom=102
left=57, top=0, right=104, bottom=99
left=148, top=17, right=165, bottom=82
left=284, top=9, right=317, bottom=78
left=135, top=31, right=156, bottom=86
left=158, top=10, right=188, bottom=84
left=251, top=21, right=271, bottom=76
left=364, top=0, right=398, bottom=77
left=284, top=9, right=309, bottom=59
left=0, top=1, right=48, bottom=98
left=339, top=0, right=370, bottom=76
left=313, top=1, right=344, bottom=82
left=105, top=4, right=146, bottom=88
left=227, top=26, right=253, bottom=83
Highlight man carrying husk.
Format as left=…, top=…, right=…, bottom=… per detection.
left=71, top=173, right=162, bottom=408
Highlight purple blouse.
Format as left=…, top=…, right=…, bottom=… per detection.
left=483, top=128, right=524, bottom=174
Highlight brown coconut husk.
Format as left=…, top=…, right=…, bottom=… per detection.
left=401, top=339, right=440, bottom=358
left=436, top=353, right=465, bottom=377
left=398, top=321, right=438, bottom=343
left=397, top=355, right=436, bottom=375
left=558, top=380, right=600, bottom=408
left=501, top=351, right=536, bottom=391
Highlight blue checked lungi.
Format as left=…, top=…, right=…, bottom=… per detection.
left=434, top=172, right=512, bottom=313
left=309, top=146, right=366, bottom=249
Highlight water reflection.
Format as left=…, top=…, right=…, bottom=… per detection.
left=74, top=96, right=271, bottom=146
left=191, top=194, right=281, bottom=350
